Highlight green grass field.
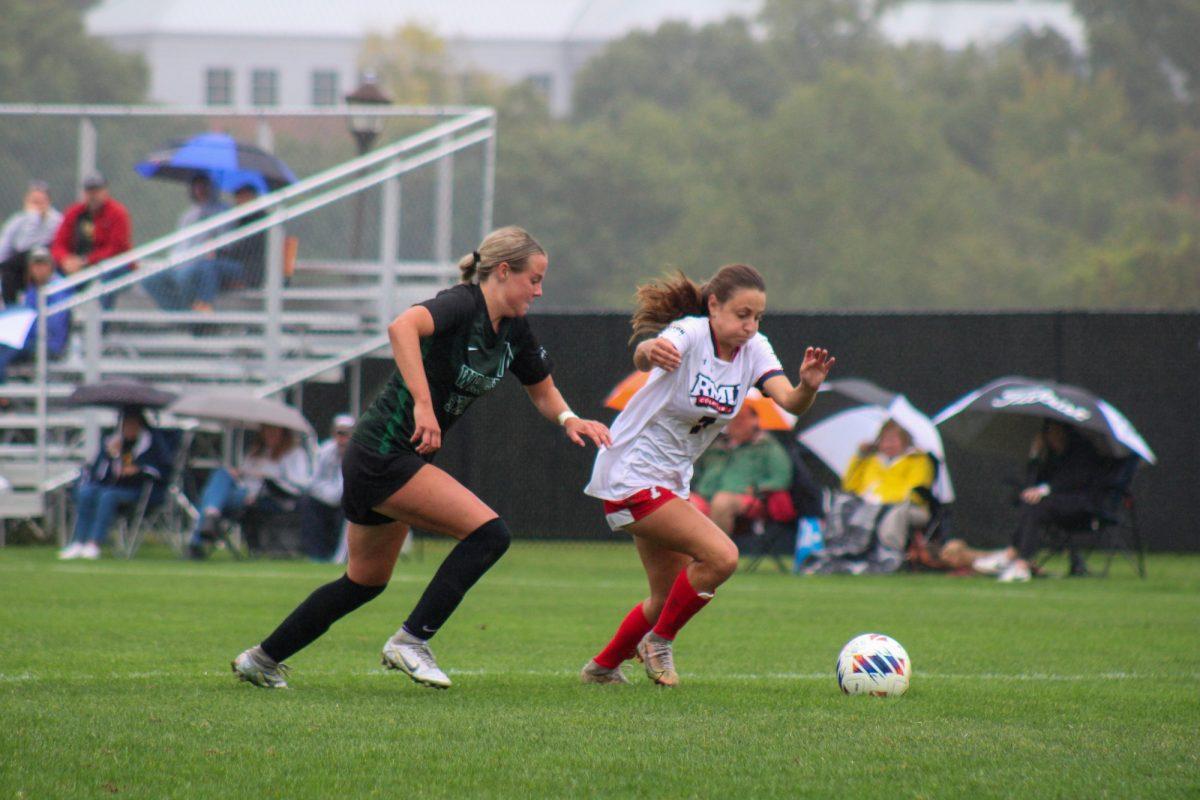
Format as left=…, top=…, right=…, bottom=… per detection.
left=2, top=542, right=1198, bottom=799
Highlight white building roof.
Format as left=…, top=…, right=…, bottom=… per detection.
left=879, top=1, right=1085, bottom=52
left=87, top=0, right=763, bottom=42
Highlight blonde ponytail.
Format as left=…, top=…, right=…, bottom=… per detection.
left=459, top=226, right=545, bottom=284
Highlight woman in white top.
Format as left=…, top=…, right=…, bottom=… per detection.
left=187, top=424, right=312, bottom=558
left=582, top=264, right=834, bottom=686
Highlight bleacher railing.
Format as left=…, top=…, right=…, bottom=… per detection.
left=11, top=104, right=496, bottom=491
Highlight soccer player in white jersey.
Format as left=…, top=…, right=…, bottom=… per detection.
left=581, top=264, right=834, bottom=686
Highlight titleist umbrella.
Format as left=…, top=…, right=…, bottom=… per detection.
left=932, top=376, right=1156, bottom=464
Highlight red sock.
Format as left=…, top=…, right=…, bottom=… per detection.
left=593, top=602, right=654, bottom=669
left=652, top=569, right=713, bottom=640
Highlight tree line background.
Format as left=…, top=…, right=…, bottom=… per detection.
left=4, top=0, right=1199, bottom=311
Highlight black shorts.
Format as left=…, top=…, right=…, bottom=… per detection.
left=341, top=439, right=432, bottom=526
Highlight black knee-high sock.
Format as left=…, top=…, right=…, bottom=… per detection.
left=402, top=517, right=511, bottom=640
left=260, top=574, right=386, bottom=662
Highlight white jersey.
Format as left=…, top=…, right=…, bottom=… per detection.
left=585, top=315, right=785, bottom=501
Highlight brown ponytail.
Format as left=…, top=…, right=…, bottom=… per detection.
left=459, top=226, right=545, bottom=284
left=630, top=263, right=766, bottom=343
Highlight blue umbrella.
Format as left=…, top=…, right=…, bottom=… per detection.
left=135, top=132, right=297, bottom=194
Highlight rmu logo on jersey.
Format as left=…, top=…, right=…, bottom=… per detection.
left=689, top=372, right=739, bottom=414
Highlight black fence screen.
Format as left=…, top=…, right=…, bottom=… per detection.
left=303, top=311, right=1199, bottom=552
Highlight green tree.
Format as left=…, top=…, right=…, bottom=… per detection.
left=571, top=19, right=783, bottom=121
left=1072, top=0, right=1200, bottom=130
left=0, top=0, right=145, bottom=103
left=760, top=0, right=888, bottom=80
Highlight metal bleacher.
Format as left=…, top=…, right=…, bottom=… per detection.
left=0, top=105, right=496, bottom=540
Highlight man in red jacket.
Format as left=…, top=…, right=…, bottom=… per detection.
left=51, top=173, right=132, bottom=306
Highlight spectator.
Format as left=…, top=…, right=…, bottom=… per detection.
left=57, top=409, right=173, bottom=560
left=187, top=423, right=311, bottom=559
left=689, top=403, right=793, bottom=535
left=842, top=419, right=934, bottom=555
left=144, top=175, right=233, bottom=311
left=0, top=180, right=62, bottom=306
left=973, top=420, right=1112, bottom=583
left=804, top=419, right=935, bottom=575
left=209, top=183, right=269, bottom=295
left=50, top=173, right=133, bottom=307
left=0, top=247, right=72, bottom=393
left=300, top=413, right=354, bottom=561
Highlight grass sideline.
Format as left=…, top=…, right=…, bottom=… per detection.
left=2, top=542, right=1198, bottom=799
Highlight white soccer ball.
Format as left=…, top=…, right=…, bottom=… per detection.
left=836, top=633, right=911, bottom=697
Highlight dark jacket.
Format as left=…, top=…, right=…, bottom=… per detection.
left=86, top=427, right=174, bottom=500
left=1027, top=433, right=1112, bottom=510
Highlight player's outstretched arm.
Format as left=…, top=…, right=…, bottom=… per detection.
left=524, top=376, right=612, bottom=448
left=388, top=305, right=441, bottom=454
left=762, top=346, right=836, bottom=416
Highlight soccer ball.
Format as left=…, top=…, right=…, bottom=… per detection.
left=836, top=633, right=911, bottom=697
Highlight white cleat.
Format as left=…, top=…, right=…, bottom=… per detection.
left=231, top=646, right=290, bottom=688
left=580, top=659, right=630, bottom=685
left=382, top=630, right=452, bottom=689
left=636, top=632, right=679, bottom=687
left=57, top=542, right=85, bottom=560
left=79, top=542, right=101, bottom=560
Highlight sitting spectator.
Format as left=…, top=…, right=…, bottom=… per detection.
left=690, top=403, right=793, bottom=535
left=300, top=413, right=354, bottom=561
left=0, top=247, right=72, bottom=394
left=187, top=424, right=311, bottom=559
left=50, top=173, right=132, bottom=307
left=0, top=180, right=62, bottom=306
left=210, top=183, right=269, bottom=293
left=58, top=409, right=173, bottom=560
left=144, top=175, right=235, bottom=311
left=973, top=420, right=1112, bottom=583
left=842, top=419, right=935, bottom=556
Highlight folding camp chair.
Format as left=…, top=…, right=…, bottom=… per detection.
left=744, top=438, right=825, bottom=573
left=1035, top=456, right=1146, bottom=578
left=120, top=428, right=197, bottom=558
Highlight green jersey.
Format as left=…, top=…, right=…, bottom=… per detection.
left=354, top=283, right=553, bottom=455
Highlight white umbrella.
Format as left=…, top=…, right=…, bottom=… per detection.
left=168, top=392, right=314, bottom=437
left=799, top=394, right=955, bottom=503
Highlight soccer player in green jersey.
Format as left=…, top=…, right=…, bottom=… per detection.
left=232, top=226, right=610, bottom=689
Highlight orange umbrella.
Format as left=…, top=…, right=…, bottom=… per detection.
left=603, top=371, right=797, bottom=430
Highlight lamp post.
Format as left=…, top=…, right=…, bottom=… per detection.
left=345, top=74, right=392, bottom=259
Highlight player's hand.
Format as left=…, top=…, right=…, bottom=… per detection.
left=411, top=403, right=442, bottom=455
left=798, top=347, right=835, bottom=391
left=646, top=338, right=682, bottom=371
left=564, top=417, right=611, bottom=448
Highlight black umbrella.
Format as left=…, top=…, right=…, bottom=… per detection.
left=68, top=381, right=178, bottom=410
left=932, top=376, right=1156, bottom=464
